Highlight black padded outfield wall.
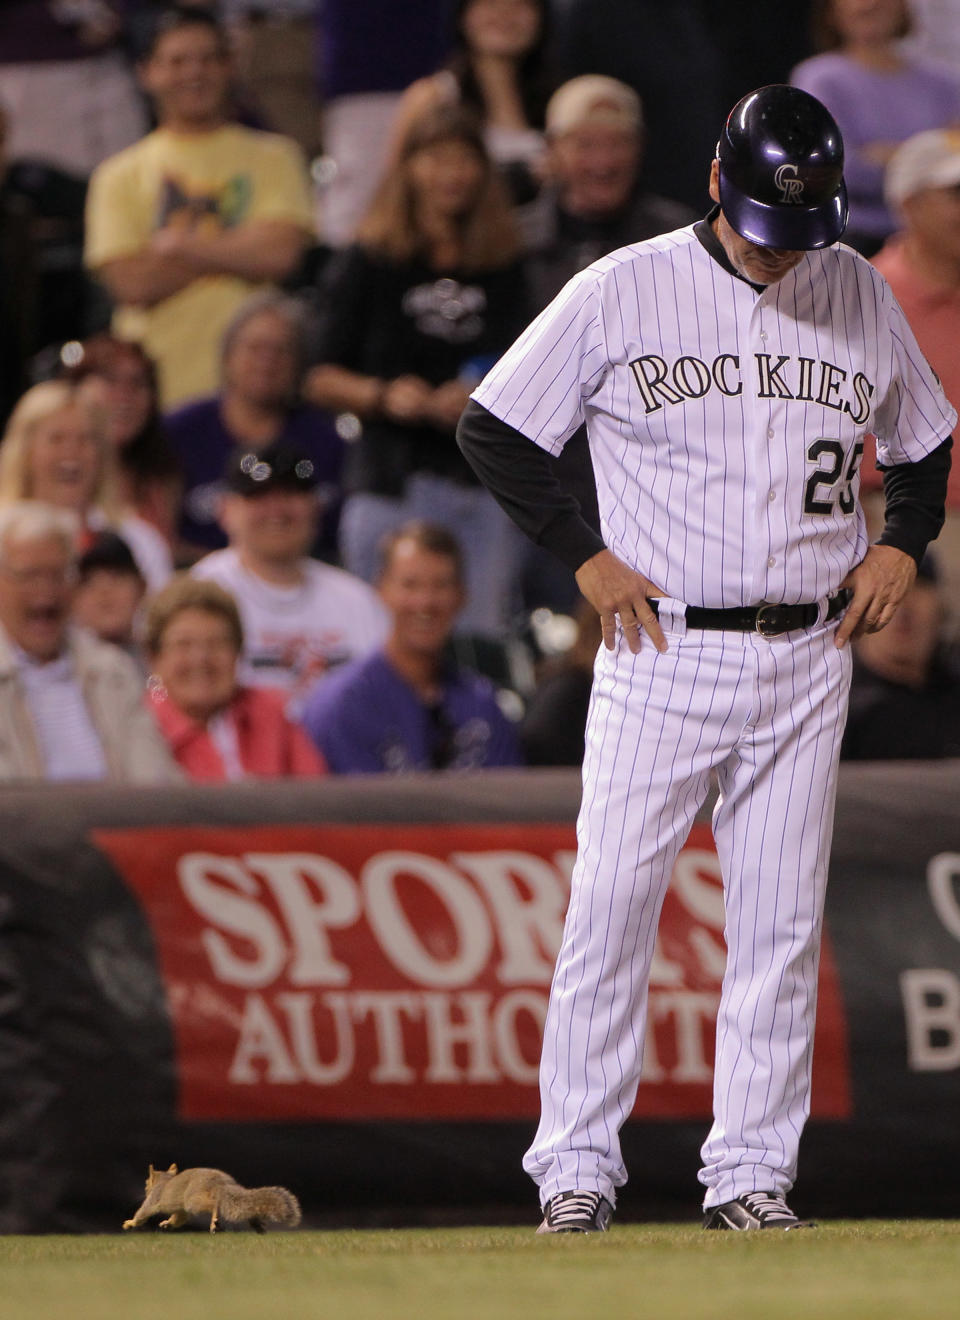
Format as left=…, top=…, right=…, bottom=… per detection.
left=0, top=766, right=957, bottom=1233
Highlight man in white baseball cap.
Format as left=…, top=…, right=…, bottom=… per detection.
left=527, top=74, right=696, bottom=309
left=865, top=129, right=960, bottom=632
left=883, top=128, right=960, bottom=210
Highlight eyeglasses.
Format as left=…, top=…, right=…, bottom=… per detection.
left=159, top=635, right=238, bottom=656
left=0, top=564, right=78, bottom=588
left=102, top=371, right=152, bottom=390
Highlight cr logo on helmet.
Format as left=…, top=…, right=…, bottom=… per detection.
left=774, top=163, right=805, bottom=204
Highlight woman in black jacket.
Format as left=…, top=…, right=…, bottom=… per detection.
left=307, top=104, right=532, bottom=639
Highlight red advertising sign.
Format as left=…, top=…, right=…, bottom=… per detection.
left=93, top=821, right=851, bottom=1122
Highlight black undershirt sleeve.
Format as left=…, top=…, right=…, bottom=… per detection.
left=456, top=399, right=606, bottom=571
left=876, top=435, right=952, bottom=564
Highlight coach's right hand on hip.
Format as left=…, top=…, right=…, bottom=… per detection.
left=575, top=548, right=668, bottom=654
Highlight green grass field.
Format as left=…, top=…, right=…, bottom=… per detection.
left=1, top=1222, right=958, bottom=1320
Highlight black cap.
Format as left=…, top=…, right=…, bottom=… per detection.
left=717, top=85, right=848, bottom=250
left=225, top=442, right=320, bottom=497
left=77, top=531, right=144, bottom=582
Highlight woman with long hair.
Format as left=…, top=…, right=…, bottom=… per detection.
left=0, top=379, right=173, bottom=591
left=306, top=103, right=531, bottom=638
left=792, top=0, right=960, bottom=254
left=391, top=0, right=552, bottom=206
left=63, top=335, right=182, bottom=546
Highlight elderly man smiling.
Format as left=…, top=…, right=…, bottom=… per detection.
left=0, top=501, right=179, bottom=783
left=527, top=74, right=697, bottom=310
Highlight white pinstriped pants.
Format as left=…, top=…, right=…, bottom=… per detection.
left=523, top=598, right=852, bottom=1210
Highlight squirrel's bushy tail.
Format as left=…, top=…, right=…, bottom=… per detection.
left=221, top=1184, right=302, bottom=1227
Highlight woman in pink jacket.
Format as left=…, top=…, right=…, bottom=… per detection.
left=145, top=574, right=326, bottom=781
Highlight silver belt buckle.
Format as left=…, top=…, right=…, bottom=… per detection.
left=755, top=603, right=789, bottom=638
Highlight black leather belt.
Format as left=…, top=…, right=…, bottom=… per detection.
left=648, top=590, right=852, bottom=638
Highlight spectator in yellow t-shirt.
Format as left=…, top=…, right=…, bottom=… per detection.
left=84, top=8, right=315, bottom=409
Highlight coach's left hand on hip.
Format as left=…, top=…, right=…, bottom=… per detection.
left=834, top=544, right=918, bottom=648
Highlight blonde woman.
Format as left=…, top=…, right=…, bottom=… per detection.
left=0, top=380, right=173, bottom=592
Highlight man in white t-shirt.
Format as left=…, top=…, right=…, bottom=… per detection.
left=192, top=440, right=388, bottom=710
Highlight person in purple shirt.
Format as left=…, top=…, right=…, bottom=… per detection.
left=791, top=0, right=960, bottom=254
left=165, top=289, right=344, bottom=559
left=301, top=519, right=522, bottom=773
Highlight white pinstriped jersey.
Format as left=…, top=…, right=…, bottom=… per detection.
left=473, top=225, right=956, bottom=608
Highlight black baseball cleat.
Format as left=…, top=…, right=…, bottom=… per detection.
left=537, top=1190, right=613, bottom=1234
left=703, top=1191, right=816, bottom=1231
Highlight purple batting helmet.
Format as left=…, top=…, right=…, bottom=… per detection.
left=716, top=84, right=848, bottom=250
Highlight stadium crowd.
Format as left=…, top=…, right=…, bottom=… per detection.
left=1, top=0, right=959, bottom=785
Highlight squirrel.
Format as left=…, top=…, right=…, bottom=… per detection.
left=122, top=1164, right=302, bottom=1234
